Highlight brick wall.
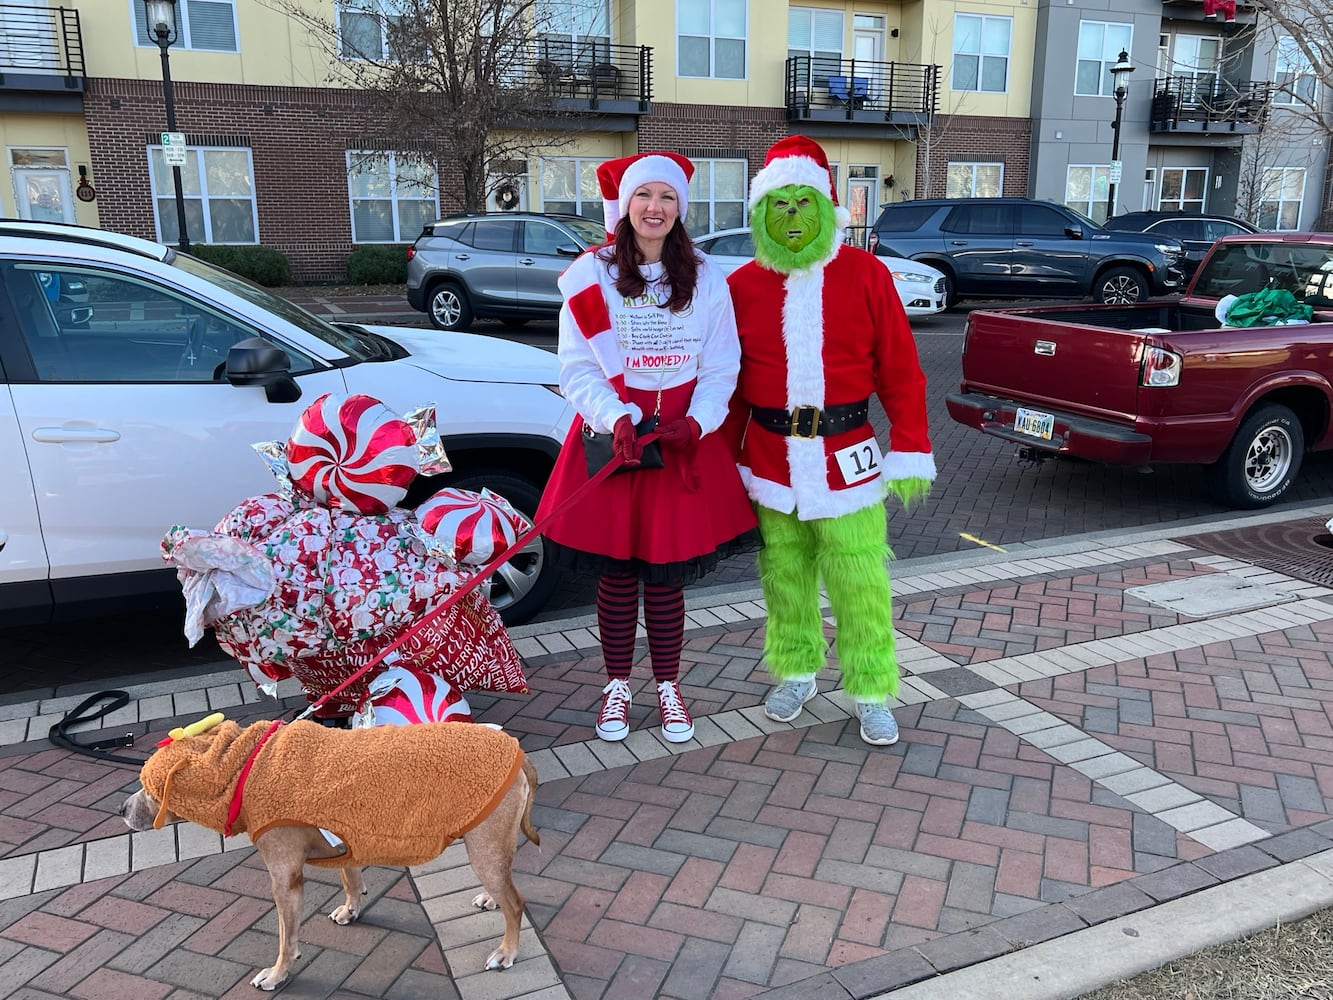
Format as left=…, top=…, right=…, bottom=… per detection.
left=912, top=114, right=1032, bottom=198
left=635, top=103, right=789, bottom=189
left=85, top=78, right=465, bottom=282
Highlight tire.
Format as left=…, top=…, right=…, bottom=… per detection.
left=1093, top=266, right=1149, bottom=305
left=937, top=267, right=959, bottom=309
left=427, top=281, right=473, bottom=331
left=1207, top=404, right=1305, bottom=509
left=432, top=468, right=559, bottom=626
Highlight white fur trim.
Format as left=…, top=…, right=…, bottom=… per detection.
left=748, top=156, right=836, bottom=209
left=882, top=451, right=938, bottom=482
left=780, top=267, right=833, bottom=508
left=602, top=197, right=620, bottom=236
left=619, top=155, right=690, bottom=222
left=744, top=472, right=797, bottom=515
left=746, top=475, right=888, bottom=521
left=834, top=206, right=852, bottom=228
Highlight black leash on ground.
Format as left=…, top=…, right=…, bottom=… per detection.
left=47, top=691, right=145, bottom=766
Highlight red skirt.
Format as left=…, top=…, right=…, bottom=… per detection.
left=537, top=382, right=760, bottom=587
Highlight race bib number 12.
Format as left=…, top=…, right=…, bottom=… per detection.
left=833, top=436, right=883, bottom=486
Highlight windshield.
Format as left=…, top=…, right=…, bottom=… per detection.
left=1192, top=241, right=1333, bottom=307
left=171, top=253, right=377, bottom=360
left=565, top=217, right=608, bottom=245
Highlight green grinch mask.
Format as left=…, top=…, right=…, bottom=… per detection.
left=751, top=183, right=838, bottom=273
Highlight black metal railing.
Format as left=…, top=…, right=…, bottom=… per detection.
left=528, top=40, right=652, bottom=110
left=0, top=3, right=84, bottom=78
left=1150, top=77, right=1270, bottom=132
left=786, top=56, right=938, bottom=121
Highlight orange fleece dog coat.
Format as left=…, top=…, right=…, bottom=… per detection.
left=139, top=719, right=525, bottom=868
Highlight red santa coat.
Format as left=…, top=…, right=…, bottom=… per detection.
left=725, top=244, right=935, bottom=520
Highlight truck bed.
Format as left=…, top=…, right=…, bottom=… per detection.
left=987, top=300, right=1221, bottom=332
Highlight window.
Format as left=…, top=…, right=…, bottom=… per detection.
left=945, top=162, right=1002, bottom=198
left=148, top=146, right=258, bottom=245
left=1260, top=167, right=1305, bottom=230
left=1158, top=166, right=1208, bottom=213
left=10, top=148, right=73, bottom=223
left=347, top=152, right=438, bottom=243
left=134, top=0, right=237, bottom=51
left=1019, top=205, right=1072, bottom=236
left=788, top=7, right=844, bottom=89
left=952, top=14, right=1010, bottom=93
left=1274, top=34, right=1318, bottom=106
left=337, top=0, right=402, bottom=60
left=1065, top=165, right=1112, bottom=224
left=708, top=232, right=754, bottom=255
left=1143, top=167, right=1156, bottom=211
left=678, top=0, right=746, bottom=79
left=687, top=158, right=747, bottom=234
left=523, top=220, right=574, bottom=255
left=469, top=219, right=519, bottom=251
left=1170, top=35, right=1221, bottom=104
left=539, top=157, right=602, bottom=222
left=940, top=204, right=1013, bottom=235
left=536, top=0, right=610, bottom=68
left=7, top=262, right=273, bottom=384
left=1076, top=21, right=1133, bottom=96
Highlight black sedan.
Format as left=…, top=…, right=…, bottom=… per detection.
left=1103, top=211, right=1259, bottom=282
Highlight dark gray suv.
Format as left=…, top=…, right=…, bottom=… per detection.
left=406, top=212, right=606, bottom=330
left=869, top=198, right=1185, bottom=307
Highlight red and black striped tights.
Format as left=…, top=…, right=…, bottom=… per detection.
left=596, top=571, right=685, bottom=682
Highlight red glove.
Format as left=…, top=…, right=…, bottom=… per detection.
left=656, top=417, right=701, bottom=451
left=612, top=414, right=642, bottom=467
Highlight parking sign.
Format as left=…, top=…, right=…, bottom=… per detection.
left=162, top=132, right=187, bottom=167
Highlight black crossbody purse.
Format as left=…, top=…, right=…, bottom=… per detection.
left=582, top=414, right=664, bottom=476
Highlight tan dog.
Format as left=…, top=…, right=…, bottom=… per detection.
left=120, top=719, right=538, bottom=991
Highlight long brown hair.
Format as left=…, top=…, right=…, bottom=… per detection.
left=607, top=215, right=699, bottom=313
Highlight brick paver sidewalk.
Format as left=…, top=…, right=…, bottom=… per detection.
left=4, top=516, right=1333, bottom=998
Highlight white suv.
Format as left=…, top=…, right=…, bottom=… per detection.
left=0, top=222, right=574, bottom=627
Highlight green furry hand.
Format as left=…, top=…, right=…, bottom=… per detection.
left=886, top=477, right=931, bottom=510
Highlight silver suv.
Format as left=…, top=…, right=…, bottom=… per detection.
left=407, top=212, right=606, bottom=330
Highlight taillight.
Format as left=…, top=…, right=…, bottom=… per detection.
left=1141, top=346, right=1182, bottom=387
left=405, top=245, right=416, bottom=261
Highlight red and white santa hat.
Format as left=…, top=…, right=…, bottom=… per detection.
left=597, top=151, right=693, bottom=239
left=748, top=135, right=842, bottom=212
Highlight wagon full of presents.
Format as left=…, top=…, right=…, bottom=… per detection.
left=161, top=392, right=532, bottom=727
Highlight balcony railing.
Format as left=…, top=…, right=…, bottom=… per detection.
left=1150, top=77, right=1270, bottom=133
left=528, top=41, right=652, bottom=112
left=0, top=2, right=84, bottom=82
left=786, top=56, right=938, bottom=124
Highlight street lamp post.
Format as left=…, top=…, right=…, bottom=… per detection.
left=145, top=0, right=190, bottom=251
left=1105, top=48, right=1135, bottom=222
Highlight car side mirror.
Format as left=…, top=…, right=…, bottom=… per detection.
left=556, top=244, right=581, bottom=257
left=225, top=337, right=302, bottom=404
left=1065, top=225, right=1083, bottom=240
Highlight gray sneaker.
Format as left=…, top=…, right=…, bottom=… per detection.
left=856, top=702, right=900, bottom=746
left=764, top=678, right=818, bottom=722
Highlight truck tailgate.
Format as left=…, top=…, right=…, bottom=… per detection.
left=962, top=310, right=1146, bottom=418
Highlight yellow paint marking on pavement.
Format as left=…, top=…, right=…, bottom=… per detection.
left=959, top=532, right=1007, bottom=553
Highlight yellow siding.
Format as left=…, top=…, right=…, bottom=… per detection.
left=0, top=114, right=98, bottom=226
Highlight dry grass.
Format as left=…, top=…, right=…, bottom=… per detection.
left=1078, top=907, right=1333, bottom=1000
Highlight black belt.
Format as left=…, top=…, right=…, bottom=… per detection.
left=750, top=400, right=870, bottom=439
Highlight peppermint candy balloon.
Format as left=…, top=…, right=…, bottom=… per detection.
left=286, top=394, right=419, bottom=514
left=361, top=666, right=474, bottom=726
left=416, top=487, right=532, bottom=566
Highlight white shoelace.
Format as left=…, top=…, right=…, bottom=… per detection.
left=657, top=680, right=690, bottom=725
left=601, top=678, right=631, bottom=720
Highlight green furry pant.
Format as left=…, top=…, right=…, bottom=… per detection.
left=756, top=503, right=898, bottom=701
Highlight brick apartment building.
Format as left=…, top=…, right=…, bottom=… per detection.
left=0, top=0, right=1322, bottom=280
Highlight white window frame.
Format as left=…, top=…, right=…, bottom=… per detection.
left=1065, top=164, right=1111, bottom=223
left=346, top=151, right=440, bottom=244
left=336, top=0, right=402, bottom=61
left=677, top=0, right=748, bottom=80
left=946, top=162, right=1003, bottom=198
left=788, top=7, right=844, bottom=89
left=1274, top=34, right=1318, bottom=106
left=1158, top=166, right=1208, bottom=212
left=132, top=0, right=238, bottom=52
left=538, top=156, right=603, bottom=221
left=1142, top=167, right=1156, bottom=211
left=147, top=145, right=259, bottom=245
left=1261, top=166, right=1305, bottom=231
left=952, top=13, right=1011, bottom=93
left=686, top=157, right=748, bottom=235
left=1075, top=21, right=1133, bottom=97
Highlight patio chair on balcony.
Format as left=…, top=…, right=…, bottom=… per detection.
left=828, top=74, right=869, bottom=109
left=589, top=61, right=621, bottom=98
left=536, top=58, right=570, bottom=96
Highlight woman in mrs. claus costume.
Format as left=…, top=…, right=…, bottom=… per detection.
left=536, top=151, right=759, bottom=745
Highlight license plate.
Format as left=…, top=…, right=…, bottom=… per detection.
left=1014, top=407, right=1054, bottom=440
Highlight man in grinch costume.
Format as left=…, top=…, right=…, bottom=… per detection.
left=725, top=135, right=935, bottom=746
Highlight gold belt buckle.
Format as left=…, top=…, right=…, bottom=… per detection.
left=790, top=405, right=820, bottom=439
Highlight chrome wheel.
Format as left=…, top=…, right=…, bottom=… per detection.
left=427, top=283, right=472, bottom=330
left=1097, top=268, right=1145, bottom=304
left=1243, top=424, right=1295, bottom=495
left=484, top=531, right=544, bottom=616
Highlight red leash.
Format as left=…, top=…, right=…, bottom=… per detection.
left=222, top=438, right=649, bottom=835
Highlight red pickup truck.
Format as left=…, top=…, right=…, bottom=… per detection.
left=946, top=233, right=1333, bottom=508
